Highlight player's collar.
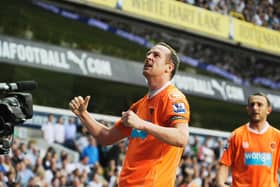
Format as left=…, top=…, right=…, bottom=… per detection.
left=148, top=81, right=171, bottom=99
left=247, top=121, right=270, bottom=134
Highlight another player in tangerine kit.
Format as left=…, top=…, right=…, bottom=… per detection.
left=69, top=42, right=190, bottom=187
left=217, top=92, right=280, bottom=187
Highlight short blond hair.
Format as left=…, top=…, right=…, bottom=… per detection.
left=157, top=42, right=179, bottom=79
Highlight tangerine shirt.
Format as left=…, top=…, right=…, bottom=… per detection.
left=115, top=83, right=190, bottom=187
left=220, top=123, right=280, bottom=187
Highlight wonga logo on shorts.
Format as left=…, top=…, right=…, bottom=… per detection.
left=244, top=152, right=272, bottom=166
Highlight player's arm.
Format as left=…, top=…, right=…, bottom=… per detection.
left=216, top=164, right=230, bottom=187
left=69, top=96, right=125, bottom=145
left=144, top=121, right=188, bottom=147
left=122, top=110, right=188, bottom=147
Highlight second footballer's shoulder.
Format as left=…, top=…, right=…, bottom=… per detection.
left=231, top=124, right=248, bottom=137
left=268, top=125, right=280, bottom=137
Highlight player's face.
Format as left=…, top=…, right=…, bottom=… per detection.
left=247, top=95, right=271, bottom=123
left=143, top=45, right=173, bottom=78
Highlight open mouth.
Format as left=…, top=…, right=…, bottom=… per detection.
left=144, top=64, right=152, bottom=69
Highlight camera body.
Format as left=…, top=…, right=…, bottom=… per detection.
left=0, top=81, right=36, bottom=154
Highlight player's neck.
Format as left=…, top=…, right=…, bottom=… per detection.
left=147, top=76, right=170, bottom=91
left=249, top=121, right=268, bottom=132
left=148, top=81, right=171, bottom=98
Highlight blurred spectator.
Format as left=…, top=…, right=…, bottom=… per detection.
left=64, top=116, right=78, bottom=150
left=3, top=155, right=13, bottom=174
left=108, top=168, right=119, bottom=187
left=91, top=163, right=108, bottom=187
left=0, top=171, right=7, bottom=187
left=51, top=176, right=60, bottom=187
left=42, top=147, right=56, bottom=170
left=75, top=126, right=90, bottom=153
left=34, top=167, right=48, bottom=187
left=60, top=153, right=76, bottom=175
left=213, top=138, right=225, bottom=160
left=44, top=155, right=58, bottom=185
left=99, top=144, right=120, bottom=169
left=11, top=149, right=23, bottom=167
left=27, top=175, right=47, bottom=187
left=88, top=172, right=103, bottom=187
left=0, top=156, right=7, bottom=175
left=75, top=156, right=91, bottom=174
left=54, top=116, right=66, bottom=144
left=59, top=173, right=68, bottom=187
left=198, top=137, right=215, bottom=164
left=16, top=160, right=34, bottom=187
left=25, top=140, right=39, bottom=168
left=41, top=114, right=55, bottom=144
left=5, top=171, right=16, bottom=187
left=81, top=136, right=99, bottom=166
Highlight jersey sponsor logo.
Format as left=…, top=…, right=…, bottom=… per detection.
left=172, top=103, right=186, bottom=114
left=244, top=152, right=272, bottom=166
left=131, top=129, right=147, bottom=139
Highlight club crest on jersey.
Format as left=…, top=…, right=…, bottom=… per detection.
left=173, top=103, right=186, bottom=114
left=242, top=141, right=249, bottom=149
left=131, top=129, right=147, bottom=140
left=270, top=142, right=276, bottom=150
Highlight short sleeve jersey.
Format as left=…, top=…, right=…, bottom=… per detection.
left=220, top=123, right=280, bottom=187
left=115, top=83, right=190, bottom=187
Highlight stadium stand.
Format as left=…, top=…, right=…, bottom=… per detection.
left=30, top=0, right=280, bottom=89
left=178, top=0, right=280, bottom=31
left=1, top=0, right=280, bottom=186
left=1, top=0, right=279, bottom=89
left=0, top=102, right=229, bottom=187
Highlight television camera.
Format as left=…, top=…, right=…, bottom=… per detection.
left=0, top=80, right=37, bottom=154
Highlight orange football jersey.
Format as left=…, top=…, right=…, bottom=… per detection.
left=220, top=123, right=280, bottom=187
left=115, top=83, right=190, bottom=187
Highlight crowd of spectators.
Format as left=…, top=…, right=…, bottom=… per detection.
left=94, top=10, right=280, bottom=89
left=182, top=41, right=280, bottom=86
left=0, top=114, right=229, bottom=187
left=178, top=0, right=280, bottom=31
left=177, top=0, right=280, bottom=88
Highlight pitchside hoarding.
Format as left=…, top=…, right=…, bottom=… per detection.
left=0, top=34, right=280, bottom=111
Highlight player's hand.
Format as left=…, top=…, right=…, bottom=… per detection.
left=69, top=96, right=90, bottom=116
left=121, top=110, right=144, bottom=130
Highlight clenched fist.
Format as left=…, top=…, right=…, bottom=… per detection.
left=121, top=110, right=145, bottom=130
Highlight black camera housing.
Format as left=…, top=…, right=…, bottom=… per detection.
left=0, top=92, right=33, bottom=154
